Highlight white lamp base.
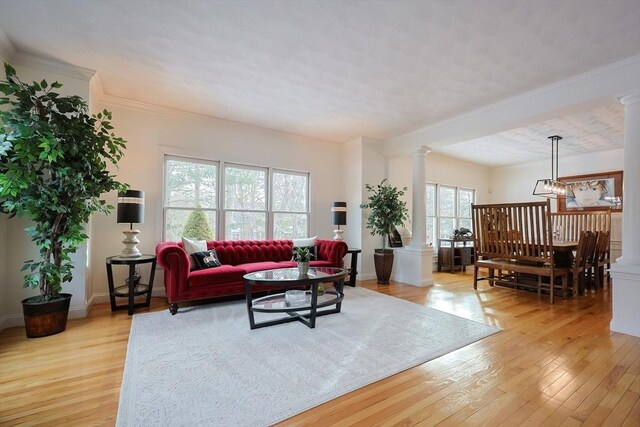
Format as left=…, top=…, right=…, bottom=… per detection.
left=333, top=229, right=344, bottom=241
left=121, top=229, right=142, bottom=257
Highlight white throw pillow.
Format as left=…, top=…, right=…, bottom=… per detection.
left=292, top=236, right=318, bottom=261
left=292, top=236, right=317, bottom=248
left=182, top=237, right=207, bottom=270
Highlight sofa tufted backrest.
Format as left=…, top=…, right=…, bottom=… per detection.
left=207, top=240, right=294, bottom=266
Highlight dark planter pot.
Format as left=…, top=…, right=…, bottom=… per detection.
left=374, top=249, right=394, bottom=284
left=21, top=293, right=72, bottom=338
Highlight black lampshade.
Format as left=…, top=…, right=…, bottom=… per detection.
left=117, top=190, right=145, bottom=224
left=331, top=202, right=347, bottom=226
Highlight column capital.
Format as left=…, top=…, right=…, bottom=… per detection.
left=412, top=146, right=432, bottom=157
left=620, top=92, right=640, bottom=106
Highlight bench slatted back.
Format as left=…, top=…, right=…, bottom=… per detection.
left=472, top=200, right=553, bottom=264
left=550, top=210, right=611, bottom=241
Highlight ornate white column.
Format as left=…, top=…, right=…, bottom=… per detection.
left=610, top=93, right=640, bottom=337
left=391, top=146, right=434, bottom=287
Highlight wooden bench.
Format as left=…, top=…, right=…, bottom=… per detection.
left=472, top=200, right=569, bottom=303
left=550, top=210, right=611, bottom=241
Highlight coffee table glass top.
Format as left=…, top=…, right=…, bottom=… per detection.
left=243, top=267, right=346, bottom=283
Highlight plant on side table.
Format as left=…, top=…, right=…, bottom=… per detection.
left=360, top=179, right=409, bottom=284
left=0, top=63, right=128, bottom=337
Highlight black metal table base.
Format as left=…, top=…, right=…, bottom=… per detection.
left=245, top=282, right=344, bottom=330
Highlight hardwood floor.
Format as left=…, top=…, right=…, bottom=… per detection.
left=1, top=271, right=638, bottom=426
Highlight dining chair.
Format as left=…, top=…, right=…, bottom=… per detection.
left=590, top=230, right=611, bottom=291
left=571, top=231, right=597, bottom=297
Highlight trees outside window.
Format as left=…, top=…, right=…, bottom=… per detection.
left=224, top=165, right=267, bottom=240
left=272, top=171, right=309, bottom=239
left=426, top=183, right=475, bottom=247
left=163, top=156, right=309, bottom=241
left=164, top=157, right=218, bottom=241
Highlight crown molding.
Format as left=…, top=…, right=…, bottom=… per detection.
left=12, top=52, right=95, bottom=81
left=0, top=28, right=16, bottom=60
left=91, top=72, right=106, bottom=96
left=99, top=93, right=215, bottom=120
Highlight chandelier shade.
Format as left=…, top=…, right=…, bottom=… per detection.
left=533, top=135, right=569, bottom=199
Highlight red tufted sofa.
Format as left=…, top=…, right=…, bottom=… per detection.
left=156, top=239, right=348, bottom=314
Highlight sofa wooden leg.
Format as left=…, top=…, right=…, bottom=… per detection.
left=169, top=303, right=178, bottom=315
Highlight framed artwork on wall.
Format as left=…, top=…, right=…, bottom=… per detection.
left=558, top=170, right=623, bottom=212
left=388, top=229, right=403, bottom=247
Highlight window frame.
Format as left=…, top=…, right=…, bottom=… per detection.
left=163, top=155, right=220, bottom=242
left=270, top=169, right=310, bottom=240
left=425, top=182, right=475, bottom=248
left=162, top=154, right=310, bottom=241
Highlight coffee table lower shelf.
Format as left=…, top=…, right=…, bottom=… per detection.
left=248, top=290, right=343, bottom=329
left=243, top=267, right=348, bottom=330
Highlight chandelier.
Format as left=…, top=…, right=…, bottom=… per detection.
left=533, top=135, right=569, bottom=198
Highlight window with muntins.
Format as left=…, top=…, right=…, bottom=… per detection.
left=163, top=155, right=310, bottom=241
left=425, top=183, right=475, bottom=247
left=164, top=156, right=218, bottom=242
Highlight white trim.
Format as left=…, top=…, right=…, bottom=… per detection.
left=12, top=52, right=95, bottom=81
left=0, top=28, right=16, bottom=60
left=0, top=303, right=90, bottom=332
left=99, top=93, right=338, bottom=145
left=90, top=287, right=166, bottom=305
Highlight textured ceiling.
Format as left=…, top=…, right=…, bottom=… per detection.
left=435, top=103, right=625, bottom=166
left=0, top=0, right=638, bottom=148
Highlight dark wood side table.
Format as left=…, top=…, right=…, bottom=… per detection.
left=106, top=254, right=156, bottom=315
left=437, top=238, right=474, bottom=274
left=344, top=248, right=361, bottom=287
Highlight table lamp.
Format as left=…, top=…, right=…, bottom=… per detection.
left=331, top=202, right=347, bottom=241
left=117, top=190, right=144, bottom=257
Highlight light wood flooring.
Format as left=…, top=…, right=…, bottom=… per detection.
left=1, top=271, right=638, bottom=426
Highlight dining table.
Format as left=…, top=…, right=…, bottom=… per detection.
left=553, top=240, right=578, bottom=268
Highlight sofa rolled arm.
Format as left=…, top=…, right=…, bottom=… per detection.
left=316, top=239, right=348, bottom=268
left=155, top=242, right=190, bottom=302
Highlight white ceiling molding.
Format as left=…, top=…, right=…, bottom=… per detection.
left=385, top=55, right=640, bottom=157
left=0, top=27, right=16, bottom=60
left=91, top=72, right=105, bottom=97
left=12, top=52, right=95, bottom=82
left=99, top=92, right=220, bottom=121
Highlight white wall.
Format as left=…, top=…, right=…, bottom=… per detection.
left=0, top=55, right=346, bottom=330
left=359, top=138, right=386, bottom=280
left=490, top=148, right=624, bottom=258
left=343, top=137, right=363, bottom=249
left=88, top=98, right=346, bottom=301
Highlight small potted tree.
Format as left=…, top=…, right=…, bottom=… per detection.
left=0, top=64, right=127, bottom=337
left=360, top=179, right=409, bottom=284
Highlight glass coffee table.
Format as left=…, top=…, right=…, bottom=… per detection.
left=243, top=267, right=348, bottom=329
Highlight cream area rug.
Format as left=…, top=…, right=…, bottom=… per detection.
left=117, top=287, right=500, bottom=426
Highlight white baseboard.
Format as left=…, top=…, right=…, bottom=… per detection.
left=358, top=273, right=377, bottom=281
left=0, top=303, right=89, bottom=332
left=0, top=313, right=24, bottom=331
left=90, top=287, right=166, bottom=305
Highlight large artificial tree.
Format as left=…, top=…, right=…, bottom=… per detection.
left=360, top=179, right=409, bottom=283
left=0, top=63, right=127, bottom=301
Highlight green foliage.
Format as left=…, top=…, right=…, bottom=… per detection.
left=360, top=179, right=409, bottom=249
left=182, top=208, right=214, bottom=240
left=0, top=63, right=127, bottom=298
left=292, top=246, right=314, bottom=262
